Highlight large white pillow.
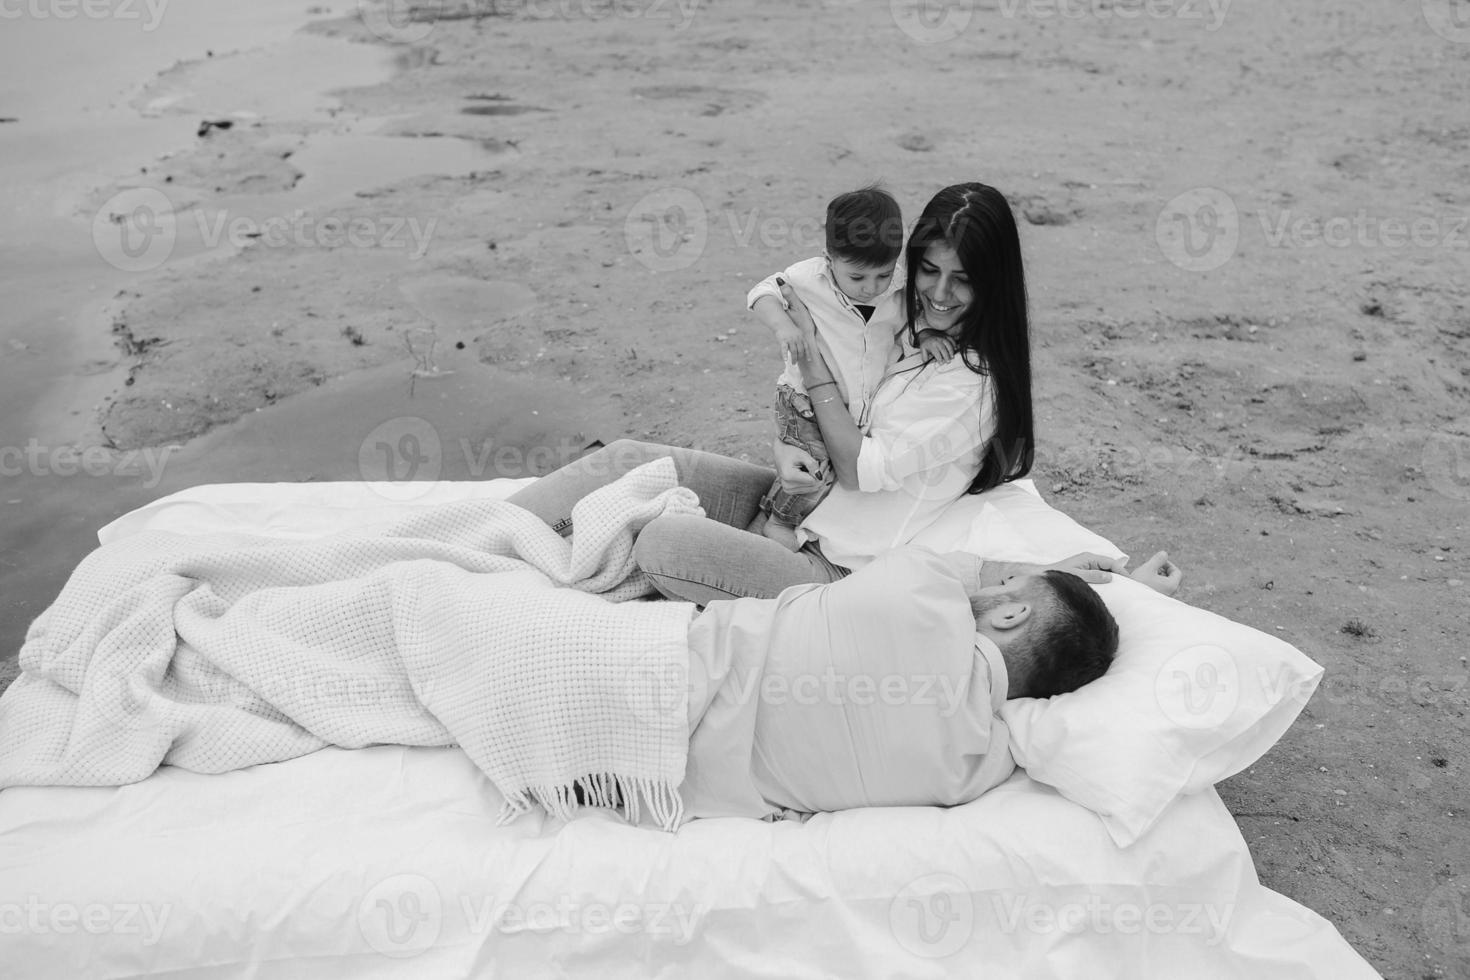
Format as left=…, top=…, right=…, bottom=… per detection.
left=1003, top=577, right=1322, bottom=846
left=936, top=483, right=1323, bottom=848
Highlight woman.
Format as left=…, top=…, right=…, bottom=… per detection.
left=506, top=182, right=1035, bottom=603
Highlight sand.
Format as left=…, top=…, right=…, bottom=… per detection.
left=2, top=1, right=1468, bottom=975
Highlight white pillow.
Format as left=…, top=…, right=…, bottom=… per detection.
left=908, top=480, right=1128, bottom=565
left=949, top=485, right=1322, bottom=848
left=1002, top=578, right=1322, bottom=846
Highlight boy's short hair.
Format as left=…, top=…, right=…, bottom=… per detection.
left=826, top=185, right=904, bottom=268
left=1017, top=570, right=1119, bottom=698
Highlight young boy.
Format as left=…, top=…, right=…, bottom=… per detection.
left=745, top=186, right=908, bottom=550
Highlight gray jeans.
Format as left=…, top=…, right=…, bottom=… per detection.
left=505, top=439, right=849, bottom=604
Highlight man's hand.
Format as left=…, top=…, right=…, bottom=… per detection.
left=979, top=552, right=1126, bottom=588
left=772, top=441, right=826, bottom=495
left=1128, top=550, right=1183, bottom=596
left=1048, top=553, right=1128, bottom=583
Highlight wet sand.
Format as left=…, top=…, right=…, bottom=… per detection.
left=2, top=2, right=1469, bottom=976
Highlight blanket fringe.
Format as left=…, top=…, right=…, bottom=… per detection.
left=496, top=773, right=685, bottom=833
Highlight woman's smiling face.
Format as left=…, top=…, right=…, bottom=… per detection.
left=913, top=240, right=973, bottom=335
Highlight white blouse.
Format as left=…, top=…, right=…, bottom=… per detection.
left=797, top=346, right=997, bottom=570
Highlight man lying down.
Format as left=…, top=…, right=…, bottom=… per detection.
left=0, top=472, right=1181, bottom=829
left=676, top=546, right=1126, bottom=819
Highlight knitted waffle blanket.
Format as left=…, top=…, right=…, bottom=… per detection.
left=0, top=459, right=702, bottom=830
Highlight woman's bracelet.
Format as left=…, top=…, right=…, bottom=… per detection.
left=808, top=380, right=838, bottom=392
left=814, top=394, right=839, bottom=405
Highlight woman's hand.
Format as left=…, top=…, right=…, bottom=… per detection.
left=772, top=441, right=827, bottom=495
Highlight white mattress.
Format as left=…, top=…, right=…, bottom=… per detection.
left=0, top=478, right=1382, bottom=979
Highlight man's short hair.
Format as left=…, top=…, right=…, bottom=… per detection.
left=1018, top=570, right=1119, bottom=698
left=826, top=185, right=904, bottom=268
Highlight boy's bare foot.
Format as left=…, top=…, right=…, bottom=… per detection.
left=760, top=516, right=803, bottom=552
left=1130, top=550, right=1183, bottom=596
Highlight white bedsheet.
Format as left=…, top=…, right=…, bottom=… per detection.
left=0, top=478, right=1383, bottom=979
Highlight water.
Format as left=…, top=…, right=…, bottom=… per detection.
left=0, top=4, right=585, bottom=670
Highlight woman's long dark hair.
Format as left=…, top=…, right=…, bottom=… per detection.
left=903, top=182, right=1034, bottom=494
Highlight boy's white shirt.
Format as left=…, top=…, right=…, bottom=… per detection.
left=746, top=255, right=905, bottom=429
